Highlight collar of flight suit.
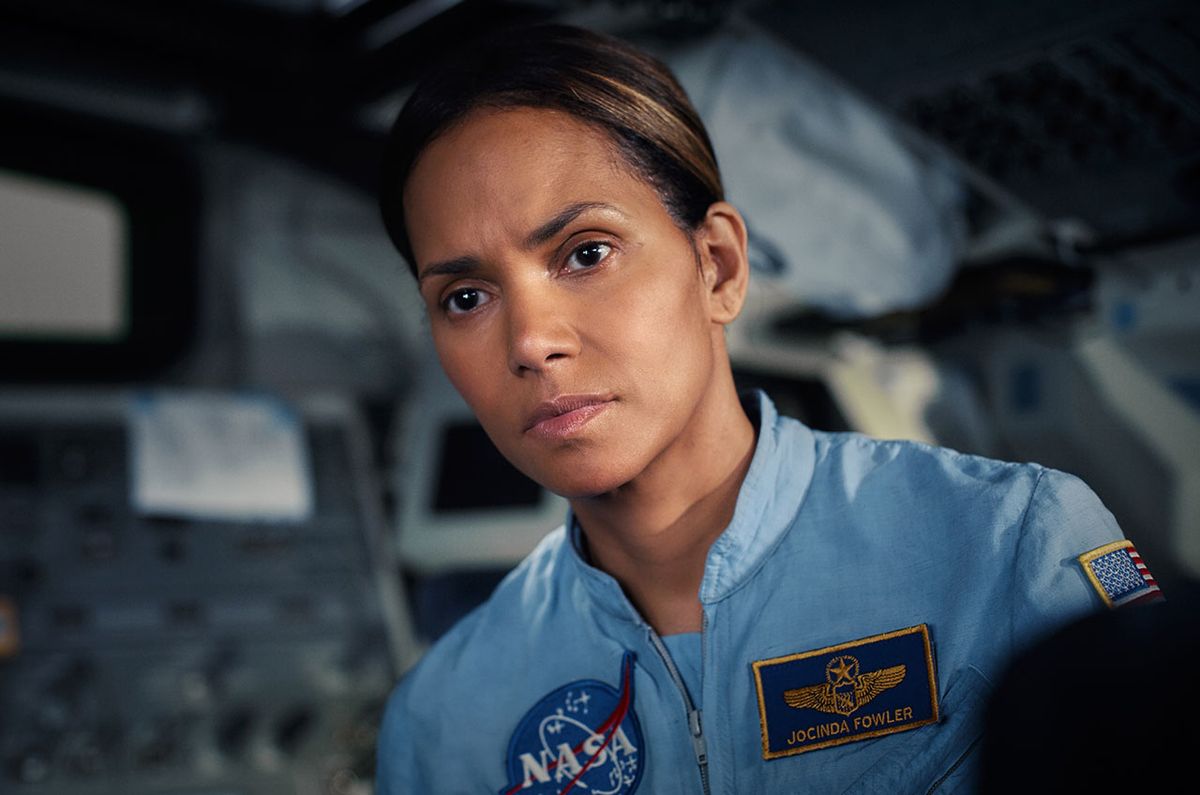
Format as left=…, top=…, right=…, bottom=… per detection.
left=564, top=389, right=818, bottom=618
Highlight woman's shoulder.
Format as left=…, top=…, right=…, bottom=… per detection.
left=798, top=423, right=1123, bottom=566
left=798, top=423, right=1122, bottom=542
left=808, top=423, right=1046, bottom=493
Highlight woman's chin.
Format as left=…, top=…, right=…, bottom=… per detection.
left=509, top=438, right=651, bottom=502
left=544, top=477, right=625, bottom=502
left=536, top=462, right=639, bottom=502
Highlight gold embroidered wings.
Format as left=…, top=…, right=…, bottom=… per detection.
left=783, top=664, right=907, bottom=714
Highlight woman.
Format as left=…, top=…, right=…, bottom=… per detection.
left=376, top=25, right=1149, bottom=794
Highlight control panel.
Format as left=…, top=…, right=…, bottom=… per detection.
left=0, top=392, right=414, bottom=795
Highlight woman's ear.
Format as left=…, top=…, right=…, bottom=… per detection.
left=696, top=201, right=750, bottom=325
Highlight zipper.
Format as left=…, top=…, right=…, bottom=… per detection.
left=646, top=625, right=712, bottom=795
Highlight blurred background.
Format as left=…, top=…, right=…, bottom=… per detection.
left=1, top=1, right=1197, bottom=792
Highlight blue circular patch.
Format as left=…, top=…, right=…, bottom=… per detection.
left=499, top=653, right=643, bottom=795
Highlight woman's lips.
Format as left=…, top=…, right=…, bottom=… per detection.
left=525, top=395, right=614, bottom=439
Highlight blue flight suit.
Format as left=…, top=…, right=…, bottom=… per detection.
left=377, top=391, right=1125, bottom=793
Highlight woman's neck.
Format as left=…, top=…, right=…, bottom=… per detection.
left=570, top=380, right=756, bottom=635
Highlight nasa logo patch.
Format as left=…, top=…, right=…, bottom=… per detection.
left=500, top=652, right=643, bottom=795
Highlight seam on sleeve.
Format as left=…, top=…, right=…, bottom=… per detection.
left=1007, top=466, right=1047, bottom=653
left=964, top=663, right=995, bottom=690
left=1015, top=466, right=1048, bottom=540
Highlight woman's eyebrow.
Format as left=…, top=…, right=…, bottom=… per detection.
left=417, top=255, right=479, bottom=285
left=417, top=203, right=625, bottom=284
left=523, top=202, right=625, bottom=249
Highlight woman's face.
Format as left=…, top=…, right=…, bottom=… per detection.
left=404, top=107, right=735, bottom=498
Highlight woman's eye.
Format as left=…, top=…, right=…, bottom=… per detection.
left=443, top=287, right=490, bottom=315
left=565, top=241, right=612, bottom=272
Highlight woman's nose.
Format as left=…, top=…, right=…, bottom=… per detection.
left=505, top=285, right=580, bottom=375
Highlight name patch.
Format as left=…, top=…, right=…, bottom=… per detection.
left=500, top=652, right=643, bottom=794
left=751, top=624, right=939, bottom=759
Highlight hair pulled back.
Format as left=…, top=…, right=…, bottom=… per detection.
left=379, top=24, right=724, bottom=272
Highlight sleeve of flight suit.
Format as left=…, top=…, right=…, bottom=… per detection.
left=376, top=678, right=422, bottom=795
left=1009, top=466, right=1130, bottom=654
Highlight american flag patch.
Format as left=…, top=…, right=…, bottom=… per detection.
left=1078, top=541, right=1163, bottom=608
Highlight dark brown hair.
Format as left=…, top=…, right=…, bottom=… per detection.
left=379, top=23, right=724, bottom=272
